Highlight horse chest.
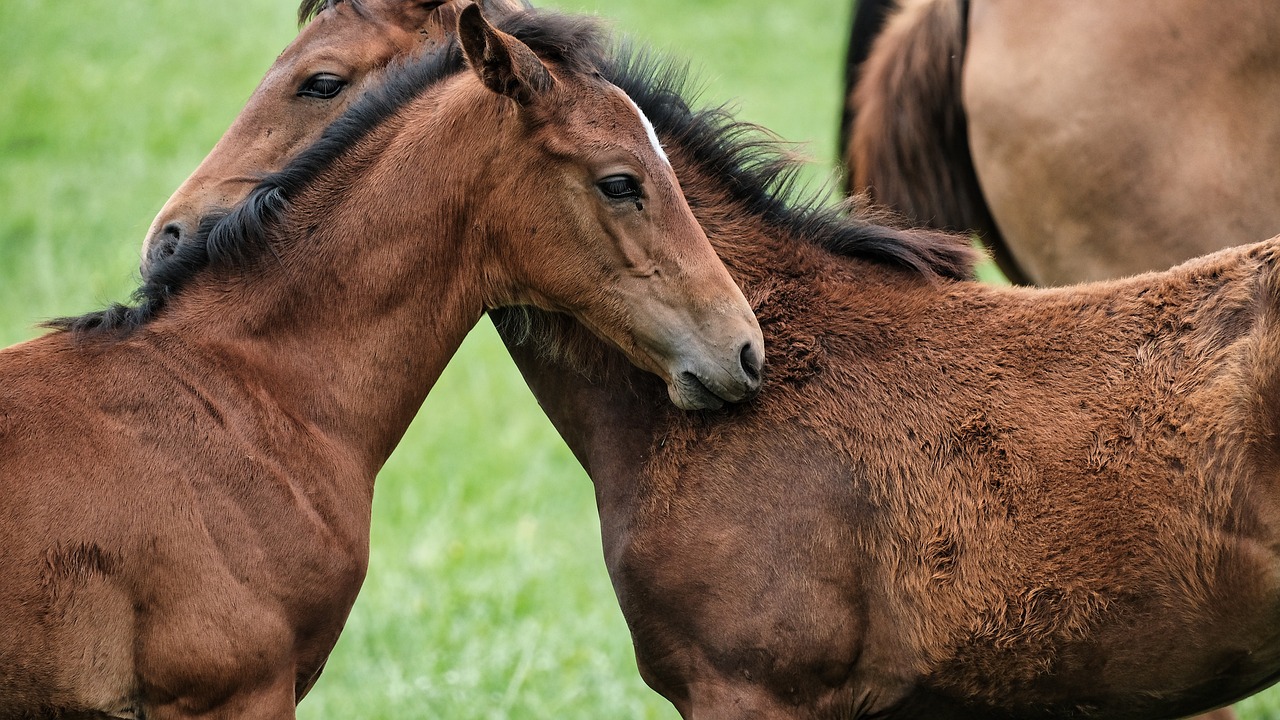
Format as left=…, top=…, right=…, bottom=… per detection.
left=608, top=485, right=872, bottom=713
left=118, top=454, right=372, bottom=712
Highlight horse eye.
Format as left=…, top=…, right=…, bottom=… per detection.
left=297, top=73, right=348, bottom=99
left=598, top=175, right=641, bottom=201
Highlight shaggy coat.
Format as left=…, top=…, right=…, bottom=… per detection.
left=498, top=53, right=1280, bottom=718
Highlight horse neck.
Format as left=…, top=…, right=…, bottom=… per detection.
left=493, top=161, right=822, bottom=503
left=160, top=86, right=506, bottom=477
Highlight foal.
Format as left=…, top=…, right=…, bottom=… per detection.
left=500, top=55, right=1280, bottom=718
left=0, top=9, right=761, bottom=719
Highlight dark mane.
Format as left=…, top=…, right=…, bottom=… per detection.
left=602, top=48, right=977, bottom=282
left=50, top=12, right=968, bottom=338
left=49, top=10, right=606, bottom=337
left=298, top=0, right=363, bottom=26
left=495, top=45, right=977, bottom=381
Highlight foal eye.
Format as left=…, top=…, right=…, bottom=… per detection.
left=597, top=175, right=641, bottom=201
left=297, top=73, right=348, bottom=99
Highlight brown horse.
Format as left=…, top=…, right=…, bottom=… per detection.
left=843, top=0, right=1280, bottom=286
left=0, top=9, right=763, bottom=718
left=140, top=0, right=531, bottom=269
left=139, top=1, right=1279, bottom=717
left=503, top=55, right=1280, bottom=718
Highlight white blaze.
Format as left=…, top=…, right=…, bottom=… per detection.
left=619, top=89, right=670, bottom=167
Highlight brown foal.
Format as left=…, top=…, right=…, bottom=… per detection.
left=0, top=9, right=761, bottom=719
left=141, top=0, right=532, bottom=270
left=503, top=55, right=1280, bottom=717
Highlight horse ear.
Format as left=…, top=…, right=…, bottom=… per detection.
left=457, top=2, right=554, bottom=106
left=416, top=2, right=462, bottom=47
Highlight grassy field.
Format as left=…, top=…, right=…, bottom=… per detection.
left=0, top=0, right=1274, bottom=718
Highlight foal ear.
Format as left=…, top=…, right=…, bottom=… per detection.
left=415, top=1, right=462, bottom=48
left=457, top=2, right=554, bottom=106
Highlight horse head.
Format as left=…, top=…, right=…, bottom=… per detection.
left=449, top=6, right=764, bottom=408
left=141, top=0, right=531, bottom=270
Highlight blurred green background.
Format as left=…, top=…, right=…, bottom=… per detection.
left=0, top=0, right=1272, bottom=718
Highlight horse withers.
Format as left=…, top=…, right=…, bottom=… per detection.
left=0, top=8, right=761, bottom=718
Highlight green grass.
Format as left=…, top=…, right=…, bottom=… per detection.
left=0, top=1, right=1275, bottom=718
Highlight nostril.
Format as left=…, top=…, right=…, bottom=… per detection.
left=146, top=222, right=185, bottom=266
left=161, top=222, right=184, bottom=243
left=739, top=341, right=763, bottom=384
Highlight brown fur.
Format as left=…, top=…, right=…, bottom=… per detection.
left=140, top=0, right=533, bottom=270
left=846, top=0, right=1280, bottom=287
left=503, top=120, right=1280, bottom=715
left=0, top=10, right=762, bottom=718
left=136, top=1, right=1270, bottom=716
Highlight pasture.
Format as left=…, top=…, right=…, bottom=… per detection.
left=0, top=0, right=1274, bottom=717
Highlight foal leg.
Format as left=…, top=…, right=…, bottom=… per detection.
left=145, top=670, right=298, bottom=720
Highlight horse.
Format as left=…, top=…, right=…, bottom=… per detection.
left=842, top=0, right=1280, bottom=287
left=139, top=1, right=1280, bottom=717
left=497, top=54, right=1280, bottom=719
left=140, top=0, right=532, bottom=269
left=0, top=8, right=765, bottom=718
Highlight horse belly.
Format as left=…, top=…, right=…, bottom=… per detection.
left=908, top=535, right=1280, bottom=717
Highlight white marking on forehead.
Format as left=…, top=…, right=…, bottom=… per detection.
left=617, top=88, right=670, bottom=168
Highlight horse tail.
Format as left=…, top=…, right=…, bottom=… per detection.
left=838, top=0, right=896, bottom=163
left=842, top=0, right=1029, bottom=284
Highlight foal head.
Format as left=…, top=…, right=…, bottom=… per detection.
left=141, top=0, right=530, bottom=270
left=450, top=7, right=763, bottom=409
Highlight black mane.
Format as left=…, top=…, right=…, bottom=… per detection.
left=51, top=10, right=970, bottom=337
left=602, top=48, right=976, bottom=283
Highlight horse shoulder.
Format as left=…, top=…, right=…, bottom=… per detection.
left=0, top=332, right=365, bottom=713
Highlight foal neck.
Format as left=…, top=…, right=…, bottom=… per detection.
left=156, top=80, right=510, bottom=477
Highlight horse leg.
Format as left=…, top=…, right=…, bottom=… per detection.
left=145, top=668, right=298, bottom=720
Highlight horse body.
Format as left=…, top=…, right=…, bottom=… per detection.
left=0, top=11, right=763, bottom=717
left=847, top=0, right=1280, bottom=285
left=499, top=76, right=1280, bottom=716
left=965, top=0, right=1280, bottom=284
left=0, top=331, right=370, bottom=717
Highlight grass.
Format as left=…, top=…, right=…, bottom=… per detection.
left=0, top=0, right=1273, bottom=717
